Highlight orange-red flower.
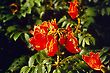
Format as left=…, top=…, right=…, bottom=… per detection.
left=47, top=35, right=58, bottom=56
left=65, top=26, right=80, bottom=54
left=68, top=0, right=79, bottom=19
left=59, top=26, right=81, bottom=54
left=29, top=22, right=48, bottom=50
left=29, top=19, right=58, bottom=56
left=82, top=52, right=103, bottom=70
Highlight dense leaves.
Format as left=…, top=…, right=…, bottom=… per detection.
left=0, top=0, right=110, bottom=73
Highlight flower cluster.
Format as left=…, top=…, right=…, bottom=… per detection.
left=29, top=19, right=80, bottom=56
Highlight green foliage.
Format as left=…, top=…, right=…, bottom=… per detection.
left=20, top=51, right=52, bottom=73
left=6, top=56, right=28, bottom=73
left=78, top=32, right=95, bottom=47
left=0, top=0, right=110, bottom=73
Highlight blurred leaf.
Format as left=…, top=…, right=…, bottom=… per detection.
left=28, top=53, right=37, bottom=67
left=61, top=21, right=68, bottom=27
left=100, top=48, right=109, bottom=57
left=85, top=7, right=96, bottom=16
left=34, top=0, right=41, bottom=7
left=3, top=15, right=14, bottom=22
left=34, top=66, right=38, bottom=73
left=24, top=33, right=30, bottom=42
left=58, top=16, right=67, bottom=24
left=78, top=35, right=84, bottom=45
left=36, top=20, right=42, bottom=25
left=101, top=8, right=105, bottom=16
left=90, top=37, right=95, bottom=45
left=101, top=55, right=107, bottom=63
left=7, top=25, right=17, bottom=33
left=106, top=7, right=110, bottom=15
left=85, top=37, right=90, bottom=45
left=82, top=38, right=85, bottom=47
left=47, top=64, right=51, bottom=73
left=53, top=68, right=61, bottom=73
left=13, top=32, right=22, bottom=41
left=8, top=56, right=28, bottom=73
left=20, top=66, right=31, bottom=73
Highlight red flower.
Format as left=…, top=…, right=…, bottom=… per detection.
left=47, top=35, right=58, bottom=56
left=29, top=33, right=47, bottom=50
left=59, top=34, right=66, bottom=45
left=29, top=22, right=48, bottom=51
left=82, top=52, right=103, bottom=70
left=65, top=32, right=80, bottom=54
left=68, top=0, right=79, bottom=19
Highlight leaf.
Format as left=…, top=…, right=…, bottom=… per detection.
left=7, top=25, right=17, bottom=33
left=85, top=37, right=90, bottom=45
left=34, top=66, right=38, bottom=73
left=24, top=33, right=30, bottom=42
left=58, top=16, right=67, bottom=24
left=100, top=55, right=107, bottom=63
left=28, top=53, right=37, bottom=67
left=106, top=7, right=110, bottom=15
left=61, top=21, right=67, bottom=27
left=34, top=0, right=41, bottom=7
left=78, top=35, right=84, bottom=45
left=53, top=68, right=61, bottom=73
left=90, top=37, right=95, bottom=45
left=47, top=64, right=51, bottom=73
left=85, top=7, right=96, bottom=16
left=20, top=66, right=31, bottom=73
left=36, top=20, right=42, bottom=25
left=82, top=38, right=86, bottom=47
left=100, top=48, right=109, bottom=57
left=13, top=32, right=22, bottom=41
left=101, top=8, right=105, bottom=16
left=37, top=64, right=42, bottom=73
left=8, top=56, right=28, bottom=73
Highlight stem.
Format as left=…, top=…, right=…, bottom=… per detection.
left=52, top=49, right=60, bottom=67
left=75, top=18, right=81, bottom=33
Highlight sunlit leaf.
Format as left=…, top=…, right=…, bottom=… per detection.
left=13, top=32, right=22, bottom=41
left=20, top=66, right=31, bottom=73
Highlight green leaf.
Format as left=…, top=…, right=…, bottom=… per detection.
left=58, top=16, right=67, bottom=24
left=28, top=53, right=37, bottom=67
left=61, top=21, right=67, bottom=27
left=13, top=32, right=22, bottom=41
left=53, top=68, right=61, bottom=73
left=7, top=25, right=17, bottom=33
left=82, top=38, right=86, bottom=47
left=101, top=55, right=107, bottom=63
left=106, top=7, right=110, bottom=15
left=100, top=48, right=109, bottom=56
left=85, top=7, right=96, bottom=16
left=34, top=0, right=41, bottom=7
left=47, top=64, right=51, bottom=73
left=8, top=56, right=28, bottom=73
left=78, top=35, right=84, bottom=45
left=101, top=8, right=105, bottom=16
left=37, top=64, right=42, bottom=73
left=24, top=33, right=30, bottom=42
left=36, top=20, right=42, bottom=25
left=34, top=66, right=38, bottom=73
left=80, top=49, right=88, bottom=55
left=90, top=37, right=95, bottom=45
left=20, top=66, right=31, bottom=73
left=85, top=37, right=90, bottom=45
